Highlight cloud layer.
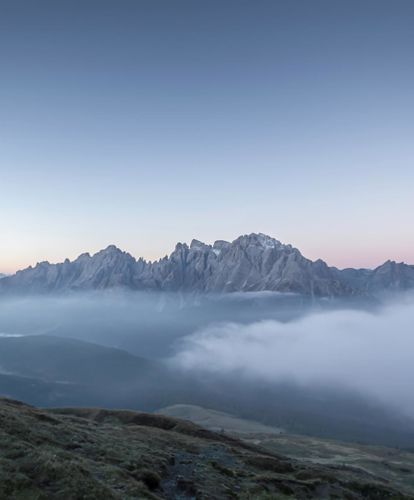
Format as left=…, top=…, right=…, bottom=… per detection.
left=174, top=296, right=414, bottom=417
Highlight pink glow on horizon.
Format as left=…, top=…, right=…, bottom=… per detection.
left=2, top=244, right=413, bottom=276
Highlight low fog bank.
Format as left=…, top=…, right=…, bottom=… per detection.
left=0, top=290, right=360, bottom=357
left=173, top=294, right=414, bottom=418
left=0, top=290, right=414, bottom=445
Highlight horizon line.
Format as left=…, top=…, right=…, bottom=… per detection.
left=1, top=232, right=412, bottom=276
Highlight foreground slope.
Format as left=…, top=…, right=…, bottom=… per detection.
left=159, top=404, right=414, bottom=498
left=0, top=398, right=411, bottom=499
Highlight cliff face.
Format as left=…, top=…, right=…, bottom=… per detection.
left=1, top=233, right=413, bottom=297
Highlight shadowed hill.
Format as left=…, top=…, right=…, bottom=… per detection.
left=0, top=335, right=177, bottom=410
left=0, top=334, right=156, bottom=385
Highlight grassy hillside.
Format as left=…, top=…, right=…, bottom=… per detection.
left=0, top=398, right=411, bottom=499
left=159, top=404, right=414, bottom=497
left=156, top=404, right=285, bottom=435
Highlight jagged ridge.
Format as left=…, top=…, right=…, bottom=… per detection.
left=1, top=233, right=413, bottom=296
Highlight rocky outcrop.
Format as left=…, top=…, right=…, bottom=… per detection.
left=1, top=233, right=413, bottom=297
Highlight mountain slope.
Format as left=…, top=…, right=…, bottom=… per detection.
left=2, top=335, right=414, bottom=449
left=0, top=233, right=413, bottom=296
left=0, top=335, right=177, bottom=410
left=158, top=404, right=414, bottom=497
left=0, top=335, right=156, bottom=386
left=0, top=398, right=410, bottom=499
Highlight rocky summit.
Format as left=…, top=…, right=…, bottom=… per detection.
left=1, top=233, right=413, bottom=297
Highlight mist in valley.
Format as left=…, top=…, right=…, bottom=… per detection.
left=0, top=291, right=323, bottom=357
left=174, top=294, right=414, bottom=418
left=0, top=290, right=413, bottom=447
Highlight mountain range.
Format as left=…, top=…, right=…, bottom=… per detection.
left=1, top=233, right=413, bottom=297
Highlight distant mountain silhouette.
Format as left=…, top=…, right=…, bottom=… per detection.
left=1, top=233, right=413, bottom=296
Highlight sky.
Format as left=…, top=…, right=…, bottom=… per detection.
left=1, top=0, right=413, bottom=274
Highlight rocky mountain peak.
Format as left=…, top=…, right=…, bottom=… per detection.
left=76, top=252, right=91, bottom=262
left=0, top=234, right=413, bottom=297
left=173, top=242, right=189, bottom=252
left=235, top=233, right=283, bottom=249
left=97, top=245, right=126, bottom=257
left=190, top=239, right=210, bottom=251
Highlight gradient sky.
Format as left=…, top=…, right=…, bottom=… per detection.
left=1, top=0, right=413, bottom=274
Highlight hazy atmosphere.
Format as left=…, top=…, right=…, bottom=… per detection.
left=1, top=2, right=414, bottom=498
left=1, top=292, right=414, bottom=420
left=1, top=0, right=414, bottom=273
left=175, top=294, right=414, bottom=417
